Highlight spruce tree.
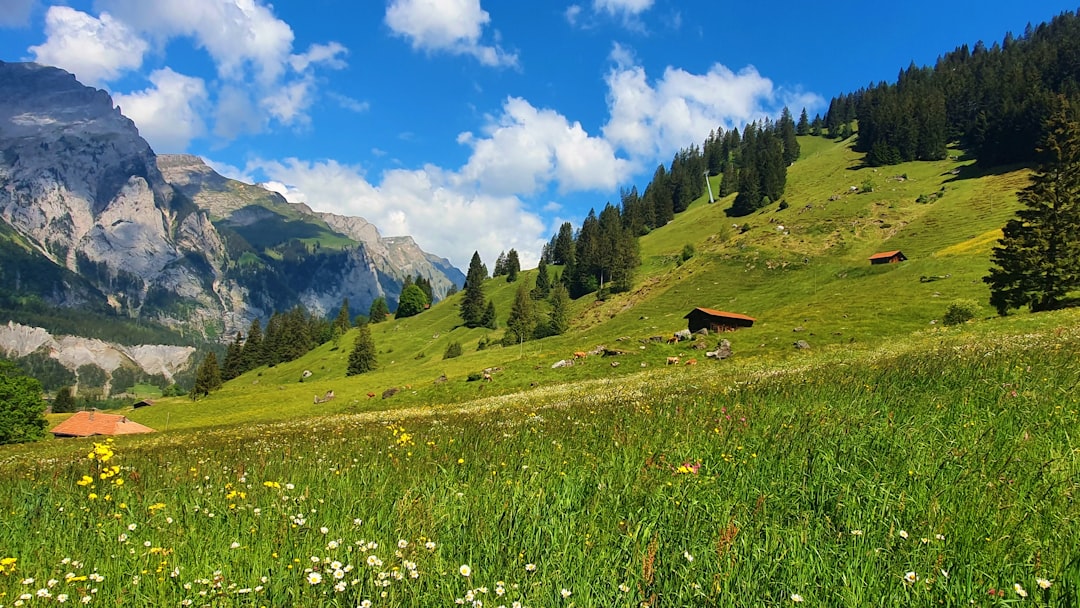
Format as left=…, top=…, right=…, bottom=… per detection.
left=505, top=249, right=521, bottom=282
left=548, top=284, right=571, bottom=335
left=460, top=251, right=488, bottom=328
left=346, top=322, right=377, bottom=375
left=531, top=257, right=551, bottom=300
left=52, top=386, right=76, bottom=413
left=369, top=297, right=389, bottom=323
left=333, top=299, right=352, bottom=334
left=221, top=332, right=244, bottom=380
left=481, top=299, right=498, bottom=329
left=796, top=108, right=810, bottom=136
left=552, top=222, right=575, bottom=265
left=190, top=352, right=222, bottom=399
left=505, top=283, right=536, bottom=344
left=239, top=318, right=263, bottom=372
left=985, top=98, right=1080, bottom=314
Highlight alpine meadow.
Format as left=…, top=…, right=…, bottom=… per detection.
left=5, top=6, right=1080, bottom=608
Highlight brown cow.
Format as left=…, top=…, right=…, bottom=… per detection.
left=684, top=358, right=697, bottom=366
left=573, top=351, right=588, bottom=360
left=666, top=356, right=680, bottom=365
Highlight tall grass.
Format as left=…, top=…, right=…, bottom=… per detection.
left=2, top=321, right=1078, bottom=606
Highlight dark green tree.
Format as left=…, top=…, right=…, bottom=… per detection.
left=481, top=299, right=498, bottom=330
left=796, top=108, right=810, bottom=136
left=333, top=299, right=352, bottom=334
left=492, top=251, right=508, bottom=277
left=414, top=275, right=434, bottom=303
left=548, top=284, right=571, bottom=336
left=239, top=318, right=263, bottom=372
left=985, top=99, right=1080, bottom=314
left=52, top=386, right=77, bottom=414
left=221, top=332, right=244, bottom=381
left=552, top=222, right=575, bottom=266
left=0, top=361, right=47, bottom=445
left=505, top=249, right=521, bottom=282
left=190, top=352, right=222, bottom=400
left=779, top=107, right=801, bottom=165
left=461, top=252, right=488, bottom=328
left=505, top=283, right=536, bottom=344
left=531, top=257, right=552, bottom=299
left=395, top=284, right=429, bottom=318
left=346, top=322, right=377, bottom=375
left=369, top=297, right=390, bottom=323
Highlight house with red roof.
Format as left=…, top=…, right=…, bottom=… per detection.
left=869, top=250, right=907, bottom=264
left=50, top=411, right=155, bottom=438
left=683, top=307, right=756, bottom=333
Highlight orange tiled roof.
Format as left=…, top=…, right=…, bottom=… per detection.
left=50, top=411, right=155, bottom=437
left=686, top=307, right=757, bottom=322
left=868, top=250, right=904, bottom=260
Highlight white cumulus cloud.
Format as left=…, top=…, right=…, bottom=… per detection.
left=28, top=6, right=148, bottom=86
left=594, top=0, right=654, bottom=15
left=458, top=97, right=629, bottom=196
left=251, top=157, right=546, bottom=270
left=113, top=68, right=209, bottom=152
left=385, top=0, right=517, bottom=67
left=602, top=44, right=822, bottom=161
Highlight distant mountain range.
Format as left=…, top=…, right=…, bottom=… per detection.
left=0, top=60, right=464, bottom=340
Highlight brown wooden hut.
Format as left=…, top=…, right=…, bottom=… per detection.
left=868, top=250, right=907, bottom=264
left=684, top=308, right=756, bottom=333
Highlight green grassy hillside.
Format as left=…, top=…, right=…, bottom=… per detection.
left=102, top=135, right=1037, bottom=431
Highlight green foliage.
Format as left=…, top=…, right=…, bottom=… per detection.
left=547, top=283, right=570, bottom=336
left=985, top=99, right=1080, bottom=314
left=333, top=299, right=352, bottom=334
left=189, top=352, right=222, bottom=400
left=395, top=284, right=428, bottom=319
left=0, top=361, right=46, bottom=445
left=943, top=299, right=981, bottom=325
left=346, top=323, right=377, bottom=376
left=76, top=364, right=107, bottom=389
left=460, top=252, right=488, bottom=328
left=51, top=386, right=76, bottom=413
left=505, top=283, right=535, bottom=345
left=481, top=299, right=497, bottom=330
left=443, top=341, right=463, bottom=360
left=680, top=243, right=695, bottom=262
left=531, top=257, right=551, bottom=300
left=368, top=297, right=389, bottom=323
left=10, top=352, right=75, bottom=392
left=221, top=333, right=244, bottom=381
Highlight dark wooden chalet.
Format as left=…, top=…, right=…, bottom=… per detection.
left=868, top=250, right=907, bottom=264
left=684, top=308, right=756, bottom=333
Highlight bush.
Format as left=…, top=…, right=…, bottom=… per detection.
left=778, top=200, right=789, bottom=211
left=680, top=243, right=695, bottom=262
left=443, top=341, right=463, bottom=360
left=943, top=299, right=980, bottom=326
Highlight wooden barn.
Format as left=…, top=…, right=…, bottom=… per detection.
left=869, top=250, right=907, bottom=264
left=50, top=411, right=155, bottom=438
left=684, top=308, right=756, bottom=333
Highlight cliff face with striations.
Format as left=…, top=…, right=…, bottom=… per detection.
left=0, top=61, right=463, bottom=340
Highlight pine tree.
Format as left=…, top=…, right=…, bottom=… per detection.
left=985, top=98, right=1080, bottom=314
left=221, top=332, right=244, bottom=380
left=779, top=107, right=801, bottom=166
left=505, top=249, right=521, bottom=282
left=415, top=275, right=434, bottom=303
left=531, top=257, right=551, bottom=299
left=239, top=319, right=263, bottom=372
left=369, top=297, right=389, bottom=323
left=796, top=108, right=810, bottom=136
left=346, top=322, right=377, bottom=375
left=190, top=352, right=222, bottom=400
left=333, top=299, right=352, bottom=334
left=492, top=251, right=508, bottom=277
left=460, top=252, right=488, bottom=328
left=505, top=283, right=536, bottom=344
left=481, top=299, right=498, bottom=330
left=52, top=386, right=77, bottom=413
left=548, top=284, right=570, bottom=335
left=552, top=222, right=575, bottom=266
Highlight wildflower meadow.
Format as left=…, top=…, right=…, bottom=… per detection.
left=1, top=322, right=1079, bottom=606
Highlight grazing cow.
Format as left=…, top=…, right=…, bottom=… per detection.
left=666, top=356, right=680, bottom=365
left=684, top=358, right=697, bottom=366
left=573, top=351, right=588, bottom=360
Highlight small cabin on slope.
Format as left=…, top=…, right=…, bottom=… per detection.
left=50, top=411, right=156, bottom=438
left=684, top=308, right=756, bottom=333
left=868, top=250, right=907, bottom=264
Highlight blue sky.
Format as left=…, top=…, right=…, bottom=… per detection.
left=0, top=0, right=1072, bottom=270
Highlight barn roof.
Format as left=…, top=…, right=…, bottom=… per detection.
left=868, top=250, right=905, bottom=260
left=684, top=307, right=757, bottom=322
left=50, top=411, right=155, bottom=437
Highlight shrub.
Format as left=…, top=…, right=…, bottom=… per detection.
left=680, top=243, right=695, bottom=262
left=943, top=299, right=980, bottom=326
left=444, top=341, right=463, bottom=360
left=778, top=200, right=789, bottom=210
